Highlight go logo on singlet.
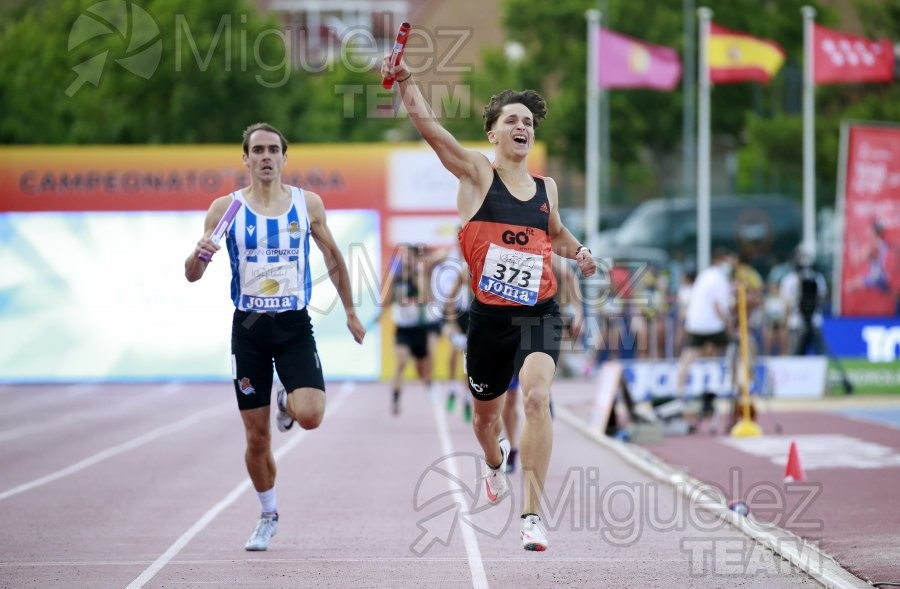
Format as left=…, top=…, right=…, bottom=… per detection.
left=501, top=230, right=529, bottom=246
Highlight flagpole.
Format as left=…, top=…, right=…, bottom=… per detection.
left=833, top=121, right=850, bottom=315
left=682, top=0, right=696, bottom=204
left=697, top=7, right=712, bottom=271
left=600, top=45, right=610, bottom=242
left=802, top=5, right=817, bottom=257
left=586, top=9, right=601, bottom=252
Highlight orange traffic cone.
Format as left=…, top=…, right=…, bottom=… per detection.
left=784, top=440, right=805, bottom=483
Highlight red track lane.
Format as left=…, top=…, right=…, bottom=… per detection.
left=0, top=383, right=825, bottom=588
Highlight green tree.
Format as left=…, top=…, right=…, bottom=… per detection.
left=0, top=0, right=303, bottom=143
left=457, top=0, right=842, bottom=203
left=286, top=45, right=407, bottom=143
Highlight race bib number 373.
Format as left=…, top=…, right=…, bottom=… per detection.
left=478, top=243, right=543, bottom=305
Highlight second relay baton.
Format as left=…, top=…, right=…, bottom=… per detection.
left=199, top=199, right=242, bottom=261
left=382, top=22, right=411, bottom=89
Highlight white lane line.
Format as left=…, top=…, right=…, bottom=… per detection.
left=125, top=382, right=355, bottom=589
left=0, top=403, right=233, bottom=502
left=430, top=398, right=489, bottom=589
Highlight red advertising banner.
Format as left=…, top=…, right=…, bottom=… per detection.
left=839, top=123, right=900, bottom=316
left=0, top=145, right=388, bottom=212
left=0, top=142, right=544, bottom=215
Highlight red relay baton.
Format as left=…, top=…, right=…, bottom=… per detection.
left=382, top=22, right=411, bottom=89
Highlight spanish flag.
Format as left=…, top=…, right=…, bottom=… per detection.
left=708, top=23, right=785, bottom=84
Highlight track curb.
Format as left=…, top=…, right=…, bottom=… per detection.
left=556, top=406, right=871, bottom=589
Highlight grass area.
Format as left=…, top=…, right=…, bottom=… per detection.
left=828, top=360, right=900, bottom=395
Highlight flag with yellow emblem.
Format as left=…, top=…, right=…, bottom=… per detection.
left=597, top=28, right=682, bottom=91
left=708, top=23, right=785, bottom=84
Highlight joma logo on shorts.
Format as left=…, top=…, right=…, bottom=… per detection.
left=468, top=377, right=487, bottom=393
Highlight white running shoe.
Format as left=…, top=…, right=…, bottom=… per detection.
left=244, top=513, right=279, bottom=551
left=276, top=385, right=294, bottom=432
left=521, top=514, right=549, bottom=551
left=483, top=438, right=511, bottom=503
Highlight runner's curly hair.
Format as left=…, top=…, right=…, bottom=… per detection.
left=482, top=90, right=547, bottom=133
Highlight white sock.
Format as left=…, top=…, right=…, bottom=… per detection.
left=258, top=487, right=277, bottom=514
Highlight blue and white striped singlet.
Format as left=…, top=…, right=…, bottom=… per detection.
left=225, top=186, right=312, bottom=312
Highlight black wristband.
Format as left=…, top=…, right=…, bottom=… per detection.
left=576, top=245, right=591, bottom=256
left=396, top=73, right=412, bottom=83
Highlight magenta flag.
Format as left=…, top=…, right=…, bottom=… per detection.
left=597, top=28, right=682, bottom=90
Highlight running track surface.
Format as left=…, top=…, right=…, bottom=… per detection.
left=618, top=395, right=900, bottom=586
left=0, top=382, right=829, bottom=589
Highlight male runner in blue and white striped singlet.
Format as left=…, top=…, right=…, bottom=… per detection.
left=185, top=123, right=366, bottom=552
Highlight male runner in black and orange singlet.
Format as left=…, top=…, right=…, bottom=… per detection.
left=383, top=56, right=597, bottom=552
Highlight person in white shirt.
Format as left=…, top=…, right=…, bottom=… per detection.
left=675, top=249, right=737, bottom=397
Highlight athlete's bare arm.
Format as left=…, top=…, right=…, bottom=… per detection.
left=306, top=191, right=366, bottom=344
left=185, top=195, right=233, bottom=282
left=382, top=57, right=493, bottom=222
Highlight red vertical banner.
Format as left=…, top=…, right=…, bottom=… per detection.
left=839, top=124, right=900, bottom=316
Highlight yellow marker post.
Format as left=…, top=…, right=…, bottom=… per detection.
left=731, top=284, right=763, bottom=438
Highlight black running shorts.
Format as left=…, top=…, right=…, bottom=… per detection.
left=465, top=299, right=563, bottom=401
left=394, top=325, right=428, bottom=360
left=685, top=329, right=729, bottom=349
left=395, top=324, right=439, bottom=360
left=231, top=308, right=325, bottom=411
